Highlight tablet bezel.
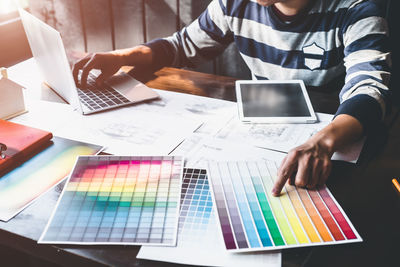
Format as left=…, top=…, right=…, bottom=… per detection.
left=235, top=80, right=318, bottom=123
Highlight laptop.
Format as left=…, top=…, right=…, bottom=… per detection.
left=19, top=9, right=159, bottom=115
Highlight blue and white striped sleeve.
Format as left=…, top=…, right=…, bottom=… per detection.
left=336, top=1, right=391, bottom=133
left=144, top=0, right=233, bottom=70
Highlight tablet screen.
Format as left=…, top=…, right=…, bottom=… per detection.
left=240, top=83, right=311, bottom=117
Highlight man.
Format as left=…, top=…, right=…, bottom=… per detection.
left=73, top=0, right=391, bottom=196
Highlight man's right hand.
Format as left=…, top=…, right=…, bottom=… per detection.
left=72, top=52, right=124, bottom=89
left=72, top=45, right=153, bottom=89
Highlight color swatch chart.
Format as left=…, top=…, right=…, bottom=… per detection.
left=0, top=137, right=102, bottom=222
left=179, top=168, right=214, bottom=238
left=39, top=156, right=182, bottom=245
left=208, top=160, right=362, bottom=252
left=138, top=168, right=280, bottom=267
left=138, top=168, right=218, bottom=263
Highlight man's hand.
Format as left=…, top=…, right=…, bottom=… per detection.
left=271, top=114, right=364, bottom=196
left=72, top=45, right=153, bottom=89
left=272, top=138, right=333, bottom=196
left=72, top=52, right=124, bottom=89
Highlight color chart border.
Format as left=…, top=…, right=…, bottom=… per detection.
left=207, top=161, right=362, bottom=253
left=39, top=155, right=184, bottom=246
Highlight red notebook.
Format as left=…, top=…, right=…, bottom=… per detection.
left=0, top=120, right=53, bottom=174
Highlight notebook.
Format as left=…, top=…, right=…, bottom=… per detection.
left=0, top=120, right=53, bottom=174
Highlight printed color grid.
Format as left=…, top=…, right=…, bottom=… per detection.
left=39, top=156, right=183, bottom=246
left=179, top=168, right=213, bottom=240
left=138, top=168, right=218, bottom=263
left=208, top=160, right=362, bottom=252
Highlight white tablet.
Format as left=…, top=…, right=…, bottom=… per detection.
left=235, top=80, right=318, bottom=123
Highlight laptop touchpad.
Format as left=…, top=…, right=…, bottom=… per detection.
left=105, top=72, right=159, bottom=103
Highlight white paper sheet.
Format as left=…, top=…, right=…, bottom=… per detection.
left=53, top=108, right=202, bottom=155
left=214, top=113, right=364, bottom=163
left=11, top=98, right=203, bottom=155
left=215, top=116, right=328, bottom=153
left=173, top=137, right=287, bottom=168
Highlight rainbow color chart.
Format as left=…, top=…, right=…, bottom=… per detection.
left=39, top=156, right=182, bottom=245
left=208, top=160, right=362, bottom=252
left=0, top=137, right=102, bottom=221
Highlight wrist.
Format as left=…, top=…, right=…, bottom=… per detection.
left=313, top=124, right=337, bottom=156
left=110, top=49, right=129, bottom=67
left=114, top=45, right=153, bottom=67
left=309, top=124, right=338, bottom=156
left=308, top=114, right=364, bottom=157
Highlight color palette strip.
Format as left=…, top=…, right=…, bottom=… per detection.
left=207, top=160, right=362, bottom=252
left=179, top=168, right=213, bottom=236
left=39, top=156, right=183, bottom=246
left=138, top=168, right=220, bottom=264
left=0, top=137, right=102, bottom=222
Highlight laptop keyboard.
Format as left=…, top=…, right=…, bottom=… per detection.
left=77, top=73, right=131, bottom=111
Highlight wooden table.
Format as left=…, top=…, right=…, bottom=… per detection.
left=1, top=61, right=399, bottom=267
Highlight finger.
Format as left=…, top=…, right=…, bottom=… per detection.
left=318, top=160, right=332, bottom=187
left=278, top=156, right=295, bottom=186
left=80, top=57, right=98, bottom=89
left=95, top=72, right=108, bottom=86
left=294, top=157, right=311, bottom=188
left=308, top=160, right=322, bottom=189
left=277, top=156, right=288, bottom=176
left=72, top=56, right=91, bottom=86
left=273, top=152, right=298, bottom=196
left=289, top=170, right=297, bottom=185
left=278, top=156, right=296, bottom=185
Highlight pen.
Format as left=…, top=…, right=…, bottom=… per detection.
left=0, top=143, right=6, bottom=159
left=392, top=178, right=400, bottom=193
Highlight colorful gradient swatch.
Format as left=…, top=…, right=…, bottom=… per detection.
left=138, top=168, right=281, bottom=267
left=0, top=137, right=102, bottom=221
left=207, top=160, right=362, bottom=252
left=39, top=156, right=183, bottom=246
left=179, top=168, right=213, bottom=236
left=138, top=168, right=218, bottom=263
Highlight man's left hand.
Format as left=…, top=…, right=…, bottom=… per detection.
left=272, top=138, right=333, bottom=196
left=271, top=114, right=364, bottom=197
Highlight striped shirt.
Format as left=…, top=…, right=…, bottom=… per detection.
left=145, top=0, right=391, bottom=133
